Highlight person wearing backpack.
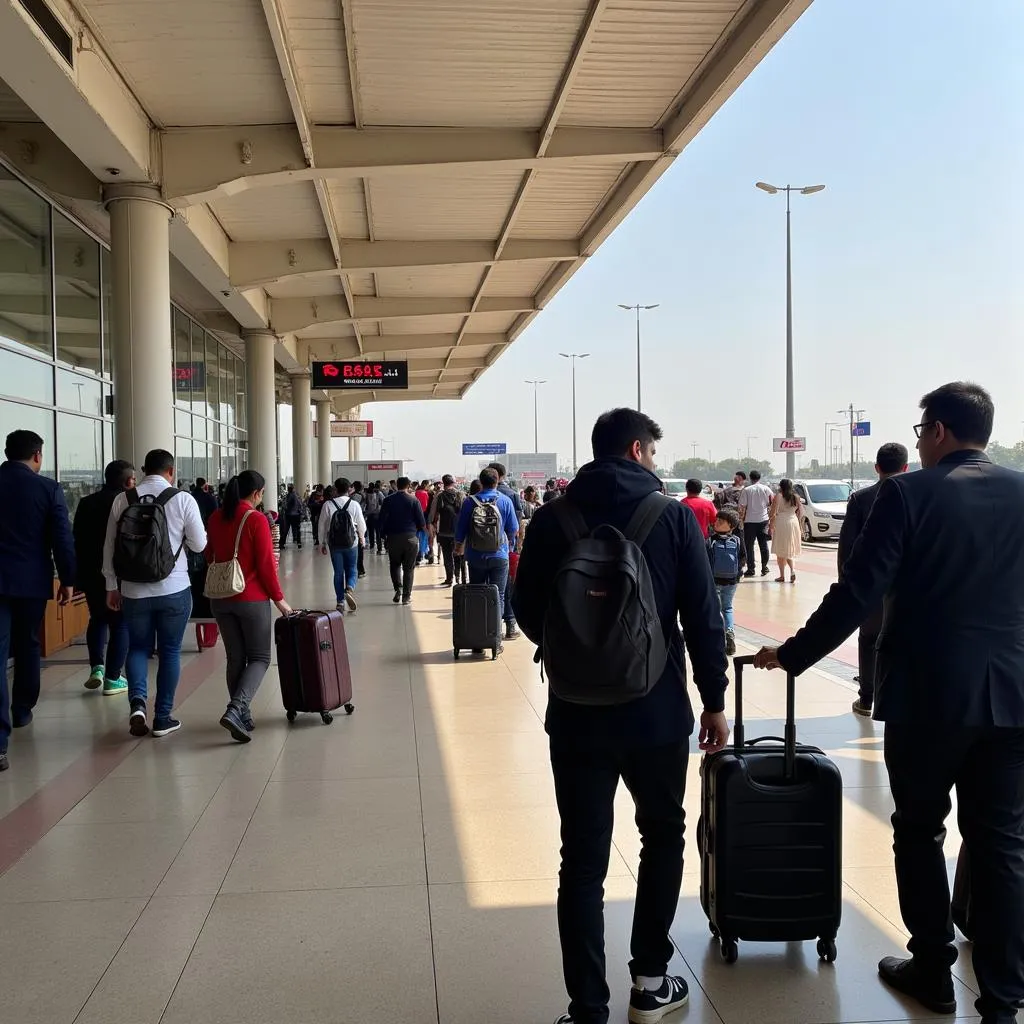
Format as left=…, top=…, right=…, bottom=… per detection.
left=431, top=474, right=465, bottom=587
left=318, top=479, right=366, bottom=613
left=454, top=467, right=518, bottom=638
left=102, top=449, right=208, bottom=739
left=511, top=408, right=730, bottom=1024
left=706, top=508, right=746, bottom=656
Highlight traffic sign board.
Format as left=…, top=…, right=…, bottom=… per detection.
left=852, top=421, right=871, bottom=437
left=772, top=437, right=807, bottom=452
left=462, top=443, right=507, bottom=455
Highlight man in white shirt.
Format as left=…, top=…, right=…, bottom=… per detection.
left=318, top=479, right=367, bottom=613
left=738, top=470, right=773, bottom=578
left=102, top=449, right=207, bottom=738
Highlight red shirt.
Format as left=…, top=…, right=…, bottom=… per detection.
left=681, top=495, right=717, bottom=537
left=415, top=489, right=430, bottom=512
left=205, top=501, right=284, bottom=602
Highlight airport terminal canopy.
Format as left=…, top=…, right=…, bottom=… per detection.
left=0, top=0, right=810, bottom=408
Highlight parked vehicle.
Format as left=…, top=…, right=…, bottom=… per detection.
left=792, top=479, right=852, bottom=542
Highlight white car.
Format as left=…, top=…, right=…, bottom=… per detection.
left=792, top=479, right=853, bottom=542
left=661, top=478, right=716, bottom=501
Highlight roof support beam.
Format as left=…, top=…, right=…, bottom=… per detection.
left=273, top=296, right=534, bottom=333
left=161, top=126, right=665, bottom=207
left=230, top=238, right=578, bottom=288
left=302, top=332, right=506, bottom=360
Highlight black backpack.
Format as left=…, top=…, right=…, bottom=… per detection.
left=468, top=495, right=502, bottom=553
left=543, top=492, right=673, bottom=705
left=327, top=498, right=356, bottom=549
left=113, top=488, right=184, bottom=584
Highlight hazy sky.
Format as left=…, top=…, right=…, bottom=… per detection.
left=282, top=0, right=1024, bottom=481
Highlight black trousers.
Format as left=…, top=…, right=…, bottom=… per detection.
left=386, top=534, right=419, bottom=599
left=857, top=607, right=883, bottom=706
left=282, top=515, right=302, bottom=547
left=550, top=741, right=688, bottom=1024
left=742, top=521, right=769, bottom=572
left=366, top=514, right=380, bottom=552
left=884, top=723, right=1024, bottom=1019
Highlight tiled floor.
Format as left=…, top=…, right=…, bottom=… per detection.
left=0, top=539, right=982, bottom=1023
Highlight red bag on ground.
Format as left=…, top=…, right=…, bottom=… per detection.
left=196, top=623, right=219, bottom=650
left=508, top=551, right=520, bottom=581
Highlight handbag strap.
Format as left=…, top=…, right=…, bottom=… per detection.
left=232, top=509, right=255, bottom=558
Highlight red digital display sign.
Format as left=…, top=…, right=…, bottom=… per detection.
left=312, top=360, right=408, bottom=390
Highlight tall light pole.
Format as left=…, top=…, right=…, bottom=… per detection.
left=824, top=421, right=844, bottom=470
left=559, top=353, right=589, bottom=474
left=525, top=379, right=546, bottom=454
left=746, top=435, right=758, bottom=460
left=755, top=181, right=825, bottom=477
left=618, top=303, right=659, bottom=411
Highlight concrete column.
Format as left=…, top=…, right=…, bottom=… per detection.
left=104, top=184, right=173, bottom=466
left=291, top=374, right=312, bottom=491
left=316, top=400, right=332, bottom=485
left=243, top=329, right=279, bottom=513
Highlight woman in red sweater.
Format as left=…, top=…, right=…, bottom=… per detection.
left=205, top=470, right=291, bottom=741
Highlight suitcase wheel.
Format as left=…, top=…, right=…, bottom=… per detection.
left=720, top=938, right=738, bottom=965
left=321, top=712, right=334, bottom=725
left=491, top=646, right=498, bottom=661
left=816, top=938, right=837, bottom=963
left=286, top=710, right=297, bottom=723
left=709, top=922, right=720, bottom=939
left=453, top=648, right=460, bottom=660
left=344, top=703, right=355, bottom=715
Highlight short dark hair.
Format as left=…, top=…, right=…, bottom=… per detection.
left=335, top=478, right=350, bottom=494
left=195, top=476, right=207, bottom=488
left=105, top=459, right=134, bottom=488
left=716, top=508, right=740, bottom=530
left=287, top=483, right=295, bottom=492
left=396, top=476, right=411, bottom=490
left=488, top=462, right=506, bottom=478
left=685, top=478, right=702, bottom=496
left=4, top=429, right=44, bottom=461
left=546, top=478, right=556, bottom=488
left=876, top=442, right=909, bottom=475
left=353, top=481, right=363, bottom=492
left=442, top=474, right=454, bottom=486
left=735, top=470, right=747, bottom=481
left=143, top=449, right=174, bottom=475
left=479, top=467, right=499, bottom=489
left=591, top=408, right=663, bottom=459
left=920, top=381, right=994, bottom=447
left=749, top=470, right=762, bottom=483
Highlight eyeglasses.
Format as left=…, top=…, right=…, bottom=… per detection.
left=913, top=420, right=937, bottom=439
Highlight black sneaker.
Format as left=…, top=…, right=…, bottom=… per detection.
left=852, top=698, right=873, bottom=718
left=401, top=596, right=412, bottom=605
left=628, top=975, right=689, bottom=1024
left=0, top=751, right=8, bottom=772
left=12, top=708, right=33, bottom=728
left=760, top=566, right=770, bottom=576
left=219, top=706, right=251, bottom=743
left=129, top=698, right=149, bottom=737
left=553, top=1015, right=575, bottom=1024
left=151, top=717, right=182, bottom=738
left=505, top=623, right=521, bottom=641
left=393, top=590, right=401, bottom=604
left=878, top=957, right=956, bottom=1014
left=742, top=571, right=755, bottom=579
left=725, top=631, right=736, bottom=656
left=241, top=710, right=255, bottom=732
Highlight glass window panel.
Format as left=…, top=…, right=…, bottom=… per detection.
left=236, top=357, right=247, bottom=432
left=191, top=441, right=209, bottom=483
left=0, top=347, right=53, bottom=403
left=0, top=168, right=53, bottom=359
left=174, top=409, right=191, bottom=437
left=205, top=332, right=220, bottom=416
left=53, top=212, right=101, bottom=375
left=56, top=368, right=103, bottom=416
left=174, top=437, right=192, bottom=486
left=217, top=343, right=231, bottom=424
left=191, top=415, right=207, bottom=440
left=226, top=353, right=237, bottom=429
left=173, top=308, right=192, bottom=410
left=190, top=319, right=208, bottom=417
left=101, top=247, right=112, bottom=378
left=0, top=399, right=55, bottom=476
left=103, top=420, right=113, bottom=464
left=56, top=412, right=103, bottom=517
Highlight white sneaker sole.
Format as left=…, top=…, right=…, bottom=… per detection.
left=102, top=685, right=127, bottom=697
left=627, top=993, right=689, bottom=1024
left=151, top=722, right=181, bottom=738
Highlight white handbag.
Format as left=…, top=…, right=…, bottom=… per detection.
left=204, top=509, right=254, bottom=599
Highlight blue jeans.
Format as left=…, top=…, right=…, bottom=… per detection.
left=330, top=546, right=359, bottom=601
left=85, top=588, right=128, bottom=680
left=417, top=530, right=429, bottom=558
left=0, top=596, right=47, bottom=748
left=716, top=583, right=737, bottom=633
left=121, top=588, right=192, bottom=721
left=468, top=557, right=510, bottom=622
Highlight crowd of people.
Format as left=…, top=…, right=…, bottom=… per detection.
left=0, top=380, right=1021, bottom=1024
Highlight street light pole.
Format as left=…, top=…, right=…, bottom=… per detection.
left=755, top=181, right=825, bottom=478
left=525, top=379, right=546, bottom=454
left=618, top=303, right=659, bottom=412
left=746, top=435, right=758, bottom=460
left=559, top=353, right=589, bottom=474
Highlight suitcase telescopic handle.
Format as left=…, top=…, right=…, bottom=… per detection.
left=731, top=655, right=797, bottom=779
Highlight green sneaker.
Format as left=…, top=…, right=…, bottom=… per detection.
left=85, top=666, right=104, bottom=690
left=102, top=676, right=128, bottom=697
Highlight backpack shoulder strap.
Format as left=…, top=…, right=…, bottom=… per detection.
left=551, top=497, right=589, bottom=544
left=125, top=487, right=140, bottom=506
left=342, top=498, right=352, bottom=512
left=625, top=492, right=674, bottom=548
left=154, top=488, right=178, bottom=508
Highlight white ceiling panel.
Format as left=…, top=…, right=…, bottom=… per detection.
left=375, top=266, right=483, bottom=298
left=511, top=163, right=627, bottom=239
left=211, top=182, right=327, bottom=242
left=326, top=181, right=369, bottom=238
left=345, top=271, right=377, bottom=295
left=297, top=321, right=355, bottom=338
left=282, top=0, right=355, bottom=124
left=265, top=276, right=344, bottom=299
left=466, top=310, right=519, bottom=333
left=378, top=315, right=467, bottom=335
left=482, top=261, right=554, bottom=298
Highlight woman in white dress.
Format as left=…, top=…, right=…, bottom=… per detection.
left=769, top=478, right=803, bottom=583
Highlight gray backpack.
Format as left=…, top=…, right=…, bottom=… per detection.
left=543, top=493, right=673, bottom=705
left=468, top=495, right=502, bottom=553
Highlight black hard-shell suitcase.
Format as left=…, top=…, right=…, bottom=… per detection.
left=699, top=655, right=843, bottom=964
left=452, top=583, right=502, bottom=660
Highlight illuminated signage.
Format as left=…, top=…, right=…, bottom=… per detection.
left=312, top=361, right=408, bottom=390
left=174, top=361, right=205, bottom=392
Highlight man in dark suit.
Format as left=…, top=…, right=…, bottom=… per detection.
left=755, top=383, right=1024, bottom=1023
left=837, top=442, right=909, bottom=717
left=0, top=429, right=76, bottom=772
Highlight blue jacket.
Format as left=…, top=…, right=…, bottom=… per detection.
left=511, top=457, right=728, bottom=749
left=0, top=461, right=76, bottom=599
left=454, top=489, right=518, bottom=564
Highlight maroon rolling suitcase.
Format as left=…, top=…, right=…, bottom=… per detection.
left=274, top=610, right=355, bottom=724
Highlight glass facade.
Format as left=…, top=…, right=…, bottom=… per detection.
left=0, top=160, right=246, bottom=517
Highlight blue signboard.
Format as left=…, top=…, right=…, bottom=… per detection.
left=462, top=443, right=507, bottom=456
left=851, top=421, right=871, bottom=437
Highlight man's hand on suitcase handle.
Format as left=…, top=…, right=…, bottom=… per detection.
left=754, top=646, right=782, bottom=670
left=699, top=710, right=730, bottom=753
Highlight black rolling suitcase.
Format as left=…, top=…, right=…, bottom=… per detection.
left=452, top=583, right=501, bottom=660
left=700, top=655, right=843, bottom=964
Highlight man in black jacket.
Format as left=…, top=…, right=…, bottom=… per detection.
left=837, top=442, right=908, bottom=717
left=73, top=460, right=135, bottom=696
left=379, top=477, right=426, bottom=605
left=512, top=408, right=729, bottom=1024
left=755, top=382, right=1024, bottom=1023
